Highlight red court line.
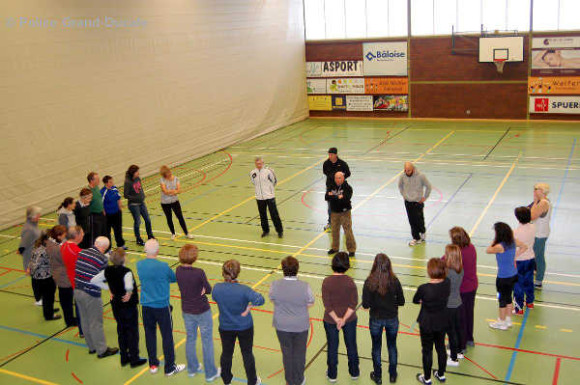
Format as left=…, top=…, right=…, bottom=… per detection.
left=552, top=358, right=562, bottom=385
left=464, top=356, right=498, bottom=380
left=0, top=266, right=26, bottom=273
left=71, top=372, right=83, bottom=384
left=475, top=342, right=580, bottom=362
left=0, top=270, right=12, bottom=277
left=65, top=349, right=69, bottom=362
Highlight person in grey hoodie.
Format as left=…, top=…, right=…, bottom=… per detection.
left=57, top=197, right=76, bottom=228
left=18, top=206, right=43, bottom=304
left=398, top=162, right=432, bottom=246
left=124, top=165, right=154, bottom=246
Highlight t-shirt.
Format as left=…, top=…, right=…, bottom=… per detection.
left=212, top=282, right=265, bottom=331
left=160, top=177, right=180, bottom=204
left=176, top=265, right=212, bottom=315
left=75, top=247, right=108, bottom=297
left=514, top=223, right=536, bottom=261
left=447, top=269, right=464, bottom=308
left=361, top=277, right=405, bottom=320
left=413, top=279, right=450, bottom=332
left=101, top=186, right=121, bottom=215
left=269, top=277, right=314, bottom=333
left=321, top=274, right=358, bottom=324
left=137, top=258, right=177, bottom=308
left=89, top=186, right=104, bottom=214
left=460, top=244, right=478, bottom=293
left=496, top=242, right=517, bottom=278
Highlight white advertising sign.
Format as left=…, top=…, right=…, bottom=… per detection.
left=363, top=42, right=408, bottom=76
left=529, top=96, right=580, bottom=114
left=321, top=61, right=363, bottom=77
left=346, top=95, right=373, bottom=111
left=326, top=78, right=365, bottom=94
left=532, top=36, right=580, bottom=49
left=306, top=62, right=322, bottom=77
left=307, top=79, right=327, bottom=94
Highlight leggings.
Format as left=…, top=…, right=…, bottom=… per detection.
left=161, top=201, right=189, bottom=235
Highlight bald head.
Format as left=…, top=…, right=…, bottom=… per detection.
left=334, top=171, right=345, bottom=185
left=404, top=162, right=415, bottom=176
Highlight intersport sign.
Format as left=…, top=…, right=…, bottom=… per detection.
left=363, top=42, right=408, bottom=76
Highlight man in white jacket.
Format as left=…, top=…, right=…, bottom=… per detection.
left=250, top=157, right=284, bottom=238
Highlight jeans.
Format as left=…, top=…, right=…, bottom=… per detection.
left=161, top=201, right=189, bottom=235
left=183, top=310, right=218, bottom=379
left=58, top=286, right=76, bottom=327
left=128, top=203, right=154, bottom=241
left=256, top=199, right=283, bottom=234
left=369, top=317, right=399, bottom=377
left=276, top=330, right=309, bottom=385
left=446, top=308, right=461, bottom=360
left=459, top=290, right=476, bottom=350
left=514, top=259, right=535, bottom=309
left=420, top=328, right=446, bottom=381
left=324, top=319, right=359, bottom=380
left=38, top=277, right=57, bottom=320
left=533, top=237, right=547, bottom=284
left=142, top=306, right=175, bottom=373
left=219, top=327, right=258, bottom=385
left=112, top=304, right=141, bottom=364
left=105, top=212, right=125, bottom=248
left=404, top=201, right=426, bottom=240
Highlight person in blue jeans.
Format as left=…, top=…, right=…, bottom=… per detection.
left=212, top=260, right=265, bottom=385
left=124, top=165, right=154, bottom=246
left=322, top=252, right=360, bottom=382
left=513, top=207, right=536, bottom=314
left=136, top=239, right=184, bottom=376
left=362, top=254, right=405, bottom=384
left=175, top=244, right=220, bottom=381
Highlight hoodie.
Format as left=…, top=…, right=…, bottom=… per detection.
left=398, top=169, right=432, bottom=203
left=124, top=177, right=145, bottom=205
left=57, top=208, right=76, bottom=228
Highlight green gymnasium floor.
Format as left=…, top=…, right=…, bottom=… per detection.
left=0, top=118, right=579, bottom=385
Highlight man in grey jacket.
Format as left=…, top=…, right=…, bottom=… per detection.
left=398, top=162, right=432, bottom=246
left=250, top=157, right=283, bottom=238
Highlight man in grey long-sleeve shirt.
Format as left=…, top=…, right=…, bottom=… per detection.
left=18, top=206, right=42, bottom=304
left=398, top=162, right=432, bottom=246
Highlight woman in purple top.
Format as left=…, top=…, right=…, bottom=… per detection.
left=449, top=227, right=477, bottom=350
left=175, top=245, right=220, bottom=382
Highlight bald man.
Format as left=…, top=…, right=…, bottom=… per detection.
left=325, top=172, right=356, bottom=257
left=398, top=162, right=432, bottom=246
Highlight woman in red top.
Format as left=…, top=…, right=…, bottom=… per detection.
left=60, top=226, right=85, bottom=336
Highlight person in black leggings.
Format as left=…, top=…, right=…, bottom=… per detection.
left=159, top=165, right=192, bottom=240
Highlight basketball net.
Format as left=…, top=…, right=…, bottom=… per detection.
left=494, top=59, right=506, bottom=74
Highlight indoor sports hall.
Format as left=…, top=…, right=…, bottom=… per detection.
left=0, top=1, right=579, bottom=385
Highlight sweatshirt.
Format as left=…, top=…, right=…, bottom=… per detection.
left=323, top=158, right=351, bottom=188
left=124, top=177, right=145, bottom=205
left=57, top=208, right=76, bottom=228
left=212, top=282, right=265, bottom=331
left=250, top=167, right=277, bottom=200
left=19, top=220, right=41, bottom=270
left=325, top=181, right=353, bottom=213
left=362, top=277, right=405, bottom=319
left=398, top=169, right=432, bottom=203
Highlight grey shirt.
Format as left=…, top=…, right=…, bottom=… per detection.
left=160, top=177, right=179, bottom=204
left=447, top=269, right=464, bottom=308
left=398, top=169, right=432, bottom=203
left=269, top=277, right=315, bottom=333
left=19, top=220, right=41, bottom=270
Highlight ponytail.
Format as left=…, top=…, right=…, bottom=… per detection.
left=58, top=197, right=74, bottom=210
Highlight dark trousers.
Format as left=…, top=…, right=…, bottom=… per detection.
left=76, top=302, right=83, bottom=336
left=161, top=202, right=189, bottom=235
left=58, top=286, right=76, bottom=326
left=219, top=327, right=257, bottom=385
left=514, top=259, right=535, bottom=310
left=404, top=201, right=425, bottom=240
left=105, top=212, right=125, bottom=248
left=31, top=277, right=41, bottom=301
left=370, top=317, right=399, bottom=377
left=256, top=199, right=283, bottom=234
left=142, top=306, right=175, bottom=373
left=327, top=201, right=332, bottom=224
left=113, top=304, right=140, bottom=363
left=447, top=308, right=461, bottom=360
left=420, top=328, right=446, bottom=380
left=128, top=203, right=154, bottom=241
left=276, top=330, right=308, bottom=385
left=324, top=319, right=359, bottom=380
left=37, top=278, right=56, bottom=320
left=459, top=290, right=476, bottom=350
left=89, top=213, right=106, bottom=246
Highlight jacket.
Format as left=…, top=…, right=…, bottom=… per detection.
left=124, top=177, right=145, bottom=205
left=250, top=167, right=277, bottom=200
left=325, top=181, right=353, bottom=213
left=323, top=158, right=351, bottom=188
left=398, top=169, right=432, bottom=202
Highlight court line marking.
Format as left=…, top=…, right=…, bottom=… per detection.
left=551, top=138, right=576, bottom=233
left=505, top=308, right=530, bottom=382
left=552, top=357, right=562, bottom=385
left=0, top=368, right=58, bottom=385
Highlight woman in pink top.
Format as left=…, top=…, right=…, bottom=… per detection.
left=513, top=207, right=536, bottom=314
left=449, top=227, right=477, bottom=351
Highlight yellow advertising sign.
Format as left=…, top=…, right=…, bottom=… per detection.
left=308, top=95, right=332, bottom=111
left=528, top=77, right=580, bottom=95
left=365, top=78, right=408, bottom=94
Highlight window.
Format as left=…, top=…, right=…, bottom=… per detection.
left=532, top=0, right=558, bottom=31
left=457, top=0, right=482, bottom=33
left=558, top=0, right=580, bottom=31
left=411, top=0, right=433, bottom=36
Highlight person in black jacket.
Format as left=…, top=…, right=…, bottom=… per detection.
left=363, top=254, right=405, bottom=384
left=325, top=172, right=356, bottom=257
left=74, top=188, right=93, bottom=249
left=323, top=148, right=350, bottom=230
left=124, top=165, right=154, bottom=246
left=413, top=258, right=450, bottom=385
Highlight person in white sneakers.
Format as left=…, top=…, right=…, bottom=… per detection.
left=398, top=162, right=431, bottom=246
left=486, top=222, right=527, bottom=331
left=160, top=165, right=194, bottom=240
left=250, top=157, right=283, bottom=238
left=529, top=183, right=551, bottom=289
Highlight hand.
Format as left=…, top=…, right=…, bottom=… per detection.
left=201, top=287, right=206, bottom=296
left=25, top=268, right=30, bottom=276
left=241, top=308, right=251, bottom=317
left=338, top=195, right=343, bottom=199
left=328, top=192, right=334, bottom=196
left=122, top=292, right=132, bottom=303
left=336, top=318, right=345, bottom=330
left=419, top=197, right=426, bottom=203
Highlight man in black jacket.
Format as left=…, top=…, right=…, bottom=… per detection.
left=325, top=172, right=356, bottom=257
left=322, top=148, right=351, bottom=230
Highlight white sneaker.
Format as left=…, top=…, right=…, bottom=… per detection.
left=352, top=375, right=360, bottom=380
left=34, top=299, right=43, bottom=306
left=256, top=377, right=262, bottom=385
left=447, top=358, right=459, bottom=367
left=505, top=317, right=513, bottom=328
left=165, top=364, right=185, bottom=376
left=489, top=320, right=508, bottom=330
left=409, top=239, right=423, bottom=246
left=420, top=232, right=426, bottom=241
left=206, top=367, right=221, bottom=382
left=171, top=234, right=176, bottom=240
left=149, top=365, right=159, bottom=374
left=446, top=349, right=464, bottom=359
left=188, top=363, right=202, bottom=377
left=186, top=233, right=194, bottom=239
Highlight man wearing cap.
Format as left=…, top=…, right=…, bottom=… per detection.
left=322, top=148, right=350, bottom=230
left=398, top=162, right=432, bottom=246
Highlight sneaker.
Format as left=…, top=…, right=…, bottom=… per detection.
left=534, top=282, right=542, bottom=290
left=348, top=252, right=355, bottom=258
left=34, top=299, right=43, bottom=306
left=171, top=234, right=176, bottom=240
left=136, top=239, right=145, bottom=246
left=505, top=317, right=513, bottom=328
left=165, top=364, right=185, bottom=377
left=416, top=373, right=432, bottom=384
left=150, top=365, right=159, bottom=374
left=433, top=370, right=446, bottom=382
left=446, top=350, right=464, bottom=359
left=324, top=224, right=331, bottom=231
left=130, top=358, right=147, bottom=368
left=88, top=350, right=96, bottom=354
left=390, top=373, right=397, bottom=383
left=527, top=303, right=534, bottom=309
left=97, top=347, right=119, bottom=359
left=261, top=232, right=269, bottom=238
left=352, top=375, right=360, bottom=380
left=370, top=371, right=382, bottom=384
left=48, top=314, right=62, bottom=321
left=278, top=232, right=283, bottom=238
left=489, top=320, right=508, bottom=330
left=257, top=377, right=262, bottom=384
left=420, top=232, right=426, bottom=241
left=188, top=363, right=202, bottom=377
left=514, top=309, right=524, bottom=315
left=446, top=358, right=459, bottom=367
left=466, top=340, right=475, bottom=347
left=327, top=372, right=337, bottom=383
left=206, top=367, right=221, bottom=382
left=409, top=239, right=423, bottom=246
left=327, top=249, right=338, bottom=255
left=186, top=233, right=194, bottom=239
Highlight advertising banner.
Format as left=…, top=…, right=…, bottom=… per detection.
left=346, top=95, right=373, bottom=111
left=528, top=77, right=580, bottom=94
left=532, top=36, right=580, bottom=76
left=365, top=78, right=408, bottom=94
left=308, top=95, right=332, bottom=111
left=320, top=61, right=363, bottom=77
left=363, top=42, right=408, bottom=76
left=373, top=95, right=409, bottom=111
left=306, top=62, right=322, bottom=77
left=307, top=79, right=327, bottom=94
left=332, top=95, right=346, bottom=110
left=326, top=78, right=365, bottom=94
left=529, top=96, right=580, bottom=114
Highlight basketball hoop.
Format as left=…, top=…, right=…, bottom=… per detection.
left=494, top=59, right=506, bottom=74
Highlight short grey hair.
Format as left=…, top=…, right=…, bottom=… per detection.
left=255, top=156, right=263, bottom=162
left=144, top=238, right=160, bottom=257
left=94, top=236, right=110, bottom=251
left=67, top=226, right=84, bottom=240
left=26, top=206, right=42, bottom=220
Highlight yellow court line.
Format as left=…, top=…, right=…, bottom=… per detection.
left=0, top=368, right=58, bottom=385
left=469, top=151, right=522, bottom=238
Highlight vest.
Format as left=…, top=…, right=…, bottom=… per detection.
left=104, top=265, right=138, bottom=308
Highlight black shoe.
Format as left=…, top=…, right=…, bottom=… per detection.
left=348, top=252, right=355, bottom=258
left=121, top=357, right=130, bottom=367
left=130, top=358, right=148, bottom=368
left=370, top=371, right=382, bottom=384
left=327, top=249, right=338, bottom=255
left=390, top=373, right=397, bottom=383
left=136, top=239, right=145, bottom=246
left=89, top=349, right=96, bottom=354
left=98, top=347, right=119, bottom=359
left=47, top=314, right=62, bottom=321
left=53, top=308, right=60, bottom=313
left=277, top=232, right=283, bottom=238
left=261, top=232, right=269, bottom=238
